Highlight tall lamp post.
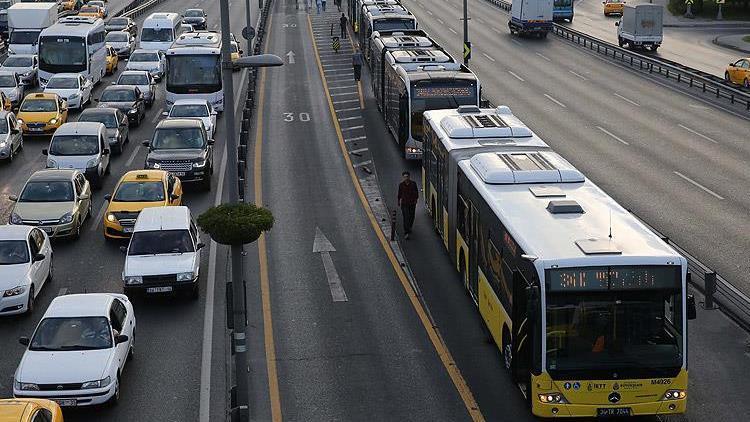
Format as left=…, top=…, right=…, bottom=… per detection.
left=217, top=0, right=282, bottom=421
left=462, top=0, right=470, bottom=65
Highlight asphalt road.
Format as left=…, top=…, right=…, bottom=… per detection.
left=0, top=0, right=257, bottom=420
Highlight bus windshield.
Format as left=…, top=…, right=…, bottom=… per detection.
left=166, top=54, right=221, bottom=94
left=410, top=79, right=478, bottom=141
left=373, top=19, right=415, bottom=32
left=545, top=267, right=683, bottom=378
left=39, top=36, right=87, bottom=73
left=141, top=27, right=173, bottom=43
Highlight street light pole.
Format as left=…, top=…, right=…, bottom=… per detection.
left=245, top=0, right=253, bottom=53
left=462, top=0, right=469, bottom=66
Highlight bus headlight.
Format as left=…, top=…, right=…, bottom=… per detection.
left=124, top=276, right=143, bottom=285
left=663, top=390, right=686, bottom=400
left=538, top=393, right=568, bottom=404
left=406, top=147, right=422, bottom=154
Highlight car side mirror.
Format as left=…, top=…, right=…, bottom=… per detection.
left=141, top=140, right=150, bottom=147
left=104, top=193, right=112, bottom=201
left=8, top=195, right=17, bottom=202
left=111, top=81, right=116, bottom=85
left=103, top=149, right=110, bottom=155
left=93, top=98, right=99, bottom=102
left=170, top=193, right=179, bottom=201
left=207, top=139, right=215, bottom=145
left=119, top=245, right=127, bottom=253
left=239, top=49, right=244, bottom=55
left=19, top=336, right=29, bottom=346
left=124, top=58, right=128, bottom=62
left=615, top=21, right=620, bottom=27
left=33, top=253, right=45, bottom=262
left=115, top=334, right=129, bottom=344
left=687, top=294, right=697, bottom=320
left=79, top=193, right=90, bottom=200
left=196, top=242, right=205, bottom=250
left=11, top=128, right=19, bottom=134
left=61, top=106, right=67, bottom=112
left=161, top=111, right=168, bottom=116
left=41, top=149, right=48, bottom=155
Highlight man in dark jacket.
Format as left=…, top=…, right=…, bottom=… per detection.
left=352, top=47, right=364, bottom=81
left=339, top=13, right=348, bottom=38
left=398, top=171, right=419, bottom=239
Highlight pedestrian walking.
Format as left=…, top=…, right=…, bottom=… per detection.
left=322, top=0, right=327, bottom=12
left=352, top=47, right=364, bottom=81
left=398, top=171, right=418, bottom=239
left=304, top=0, right=311, bottom=13
left=315, top=0, right=321, bottom=14
left=335, top=0, right=342, bottom=11
left=339, top=13, right=348, bottom=39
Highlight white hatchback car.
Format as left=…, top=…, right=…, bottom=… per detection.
left=14, top=293, right=135, bottom=407
left=0, top=225, right=53, bottom=316
left=125, top=49, right=165, bottom=81
left=43, top=73, right=94, bottom=109
left=163, top=99, right=217, bottom=138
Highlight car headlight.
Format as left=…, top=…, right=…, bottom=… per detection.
left=663, top=390, right=686, bottom=400
left=128, top=108, right=138, bottom=114
left=48, top=118, right=58, bottom=125
left=106, top=213, right=117, bottom=222
left=47, top=159, right=57, bottom=168
left=147, top=161, right=161, bottom=169
left=538, top=393, right=568, bottom=404
left=81, top=376, right=111, bottom=389
left=7, top=48, right=14, bottom=55
left=68, top=93, right=80, bottom=100
left=16, top=118, right=23, bottom=125
left=192, top=159, right=206, bottom=168
left=86, top=158, right=99, bottom=168
left=9, top=213, right=22, bottom=225
left=14, top=381, right=39, bottom=391
left=58, top=212, right=74, bottom=224
left=176, top=272, right=194, bottom=282
left=0, top=142, right=6, bottom=148
left=124, top=275, right=143, bottom=285
left=3, top=285, right=26, bottom=297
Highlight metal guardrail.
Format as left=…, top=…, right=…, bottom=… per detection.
left=482, top=0, right=750, bottom=112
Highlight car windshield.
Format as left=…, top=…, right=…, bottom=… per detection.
left=152, top=127, right=205, bottom=149
left=184, top=9, right=203, bottom=17
left=19, top=181, right=74, bottom=202
left=101, top=88, right=136, bottom=102
left=118, top=74, right=149, bottom=85
left=0, top=74, right=15, bottom=87
left=113, top=181, right=165, bottom=202
left=79, top=112, right=117, bottom=128
left=20, top=99, right=56, bottom=112
left=106, top=32, right=129, bottom=42
left=171, top=104, right=208, bottom=117
left=46, top=77, right=79, bottom=89
left=0, top=119, right=8, bottom=134
left=30, top=317, right=113, bottom=351
left=128, top=229, right=194, bottom=255
left=0, top=240, right=29, bottom=265
left=141, top=28, right=173, bottom=42
left=3, top=56, right=32, bottom=68
left=129, top=52, right=159, bottom=62
left=108, top=18, right=128, bottom=26
left=49, top=135, right=99, bottom=156
left=8, top=31, right=39, bottom=45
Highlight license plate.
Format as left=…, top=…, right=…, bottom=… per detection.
left=42, top=228, right=53, bottom=234
left=54, top=399, right=77, bottom=407
left=146, top=286, right=173, bottom=293
left=597, top=408, right=631, bottom=417
left=123, top=227, right=133, bottom=233
left=173, top=172, right=186, bottom=176
left=29, top=127, right=43, bottom=132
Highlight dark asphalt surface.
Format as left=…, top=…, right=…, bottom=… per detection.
left=0, top=0, right=256, bottom=420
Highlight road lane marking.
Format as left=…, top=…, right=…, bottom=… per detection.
left=492, top=27, right=502, bottom=34
left=341, top=125, right=364, bottom=131
left=510, top=39, right=522, bottom=46
left=448, top=27, right=458, bottom=35
left=678, top=124, right=718, bottom=144
left=476, top=17, right=486, bottom=24
left=336, top=107, right=360, bottom=112
left=352, top=159, right=372, bottom=168
left=151, top=108, right=163, bottom=123
left=673, top=171, right=724, bottom=200
left=427, top=10, right=433, bottom=15
left=507, top=70, right=524, bottom=82
left=349, top=147, right=368, bottom=154
left=313, top=228, right=348, bottom=302
left=535, top=52, right=551, bottom=61
left=596, top=126, right=630, bottom=145
left=613, top=92, right=640, bottom=107
left=338, top=116, right=361, bottom=121
left=437, top=18, right=444, bottom=24
left=544, top=94, right=566, bottom=108
left=568, top=69, right=587, bottom=80
left=57, top=288, right=68, bottom=296
left=89, top=201, right=108, bottom=232
left=307, top=15, right=485, bottom=421
left=482, top=53, right=495, bottom=62
left=344, top=135, right=367, bottom=142
left=332, top=99, right=359, bottom=104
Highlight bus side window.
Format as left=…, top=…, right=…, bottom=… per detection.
left=457, top=195, right=469, bottom=239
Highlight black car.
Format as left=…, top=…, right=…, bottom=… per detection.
left=182, top=9, right=207, bottom=30
left=143, top=119, right=214, bottom=190
left=105, top=16, right=138, bottom=37
left=78, top=107, right=130, bottom=155
left=95, top=86, right=145, bottom=127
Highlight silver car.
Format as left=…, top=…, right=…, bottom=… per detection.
left=115, top=70, right=156, bottom=107
left=0, top=110, right=23, bottom=161
left=125, top=49, right=165, bottom=81
left=106, top=31, right=136, bottom=57
left=0, top=71, right=24, bottom=107
left=0, top=55, right=37, bottom=87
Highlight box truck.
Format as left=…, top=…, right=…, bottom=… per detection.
left=509, top=0, right=554, bottom=38
left=616, top=4, right=663, bottom=51
left=7, top=2, right=57, bottom=54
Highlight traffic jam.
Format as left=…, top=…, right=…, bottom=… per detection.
left=0, top=1, right=228, bottom=418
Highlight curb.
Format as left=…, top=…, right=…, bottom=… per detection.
left=664, top=23, right=750, bottom=28
left=712, top=36, right=750, bottom=54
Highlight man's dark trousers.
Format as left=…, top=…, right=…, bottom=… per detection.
left=402, top=204, right=416, bottom=234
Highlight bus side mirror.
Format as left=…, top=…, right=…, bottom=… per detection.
left=686, top=294, right=697, bottom=320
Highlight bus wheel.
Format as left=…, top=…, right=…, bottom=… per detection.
left=502, top=328, right=512, bottom=371
left=459, top=252, right=468, bottom=290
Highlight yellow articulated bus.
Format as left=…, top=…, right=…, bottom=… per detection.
left=422, top=106, right=697, bottom=418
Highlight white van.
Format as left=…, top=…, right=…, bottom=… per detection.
left=139, top=12, right=183, bottom=52
left=43, top=122, right=111, bottom=188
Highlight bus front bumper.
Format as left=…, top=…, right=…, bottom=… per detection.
left=534, top=398, right=686, bottom=418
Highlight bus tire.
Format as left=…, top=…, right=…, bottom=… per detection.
left=502, top=327, right=512, bottom=372
left=459, top=252, right=467, bottom=289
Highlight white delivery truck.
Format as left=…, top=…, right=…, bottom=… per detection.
left=616, top=4, right=663, bottom=51
left=508, top=0, right=554, bottom=38
left=7, top=2, right=57, bottom=55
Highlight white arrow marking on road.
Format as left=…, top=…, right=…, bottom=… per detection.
left=313, top=227, right=348, bottom=302
left=286, top=50, right=296, bottom=64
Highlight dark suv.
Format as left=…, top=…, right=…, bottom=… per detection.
left=143, top=119, right=214, bottom=190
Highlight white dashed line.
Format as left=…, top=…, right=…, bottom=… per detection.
left=613, top=92, right=640, bottom=107
left=125, top=142, right=141, bottom=167
left=507, top=70, right=525, bottom=82
left=448, top=27, right=458, bottom=35
left=482, top=53, right=496, bottom=62
left=673, top=171, right=724, bottom=200
left=544, top=94, right=566, bottom=108
left=437, top=19, right=444, bottom=25
left=678, top=124, right=718, bottom=144
left=510, top=39, right=522, bottom=46
left=535, top=52, right=551, bottom=62
left=596, top=126, right=630, bottom=146
left=89, top=201, right=108, bottom=232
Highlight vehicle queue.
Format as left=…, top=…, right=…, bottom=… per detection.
left=0, top=4, right=220, bottom=419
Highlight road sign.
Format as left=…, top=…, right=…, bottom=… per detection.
left=463, top=42, right=471, bottom=61
left=684, top=0, right=693, bottom=4
left=242, top=26, right=255, bottom=41
left=716, top=0, right=724, bottom=3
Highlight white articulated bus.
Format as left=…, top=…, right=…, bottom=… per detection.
left=37, top=16, right=106, bottom=87
left=165, top=31, right=223, bottom=111
left=422, top=106, right=696, bottom=419
left=360, top=5, right=417, bottom=61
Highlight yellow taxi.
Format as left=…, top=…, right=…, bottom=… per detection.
left=725, top=58, right=750, bottom=88
left=105, top=45, right=119, bottom=75
left=1, top=91, right=11, bottom=111
left=230, top=41, right=243, bottom=69
left=78, top=5, right=104, bottom=18
left=603, top=0, right=625, bottom=16
left=0, top=398, right=63, bottom=422
left=103, top=170, right=183, bottom=239
left=16, top=93, right=68, bottom=136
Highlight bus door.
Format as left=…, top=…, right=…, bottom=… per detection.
left=511, top=271, right=535, bottom=383
left=468, top=203, right=479, bottom=301
left=398, top=92, right=408, bottom=149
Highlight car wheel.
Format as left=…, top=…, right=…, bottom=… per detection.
left=744, top=78, right=749, bottom=89
left=7, top=146, right=12, bottom=162
left=113, top=141, right=122, bottom=155
left=18, top=137, right=23, bottom=151
left=26, top=285, right=34, bottom=314
left=190, top=285, right=199, bottom=300
left=202, top=175, right=212, bottom=191
left=47, top=256, right=54, bottom=283
left=108, top=378, right=120, bottom=406
left=128, top=330, right=135, bottom=360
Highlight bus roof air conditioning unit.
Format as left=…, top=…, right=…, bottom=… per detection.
left=470, top=152, right=585, bottom=184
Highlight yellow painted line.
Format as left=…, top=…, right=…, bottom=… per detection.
left=253, top=12, right=283, bottom=422
left=307, top=15, right=485, bottom=422
left=357, top=81, right=365, bottom=109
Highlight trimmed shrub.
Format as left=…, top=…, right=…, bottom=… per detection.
left=197, top=203, right=274, bottom=245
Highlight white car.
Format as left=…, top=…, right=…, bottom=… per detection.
left=125, top=49, right=165, bottom=81
left=0, top=55, right=38, bottom=87
left=88, top=0, right=108, bottom=17
left=163, top=99, right=217, bottom=138
left=0, top=71, right=25, bottom=106
left=0, top=225, right=53, bottom=316
left=14, top=293, right=135, bottom=407
left=43, top=74, right=93, bottom=110
left=105, top=31, right=136, bottom=57
left=122, top=206, right=203, bottom=299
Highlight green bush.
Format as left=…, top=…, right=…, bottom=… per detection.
left=197, top=203, right=274, bottom=245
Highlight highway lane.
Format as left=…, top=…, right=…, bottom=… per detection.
left=0, top=0, right=255, bottom=420
left=242, top=3, right=488, bottom=421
